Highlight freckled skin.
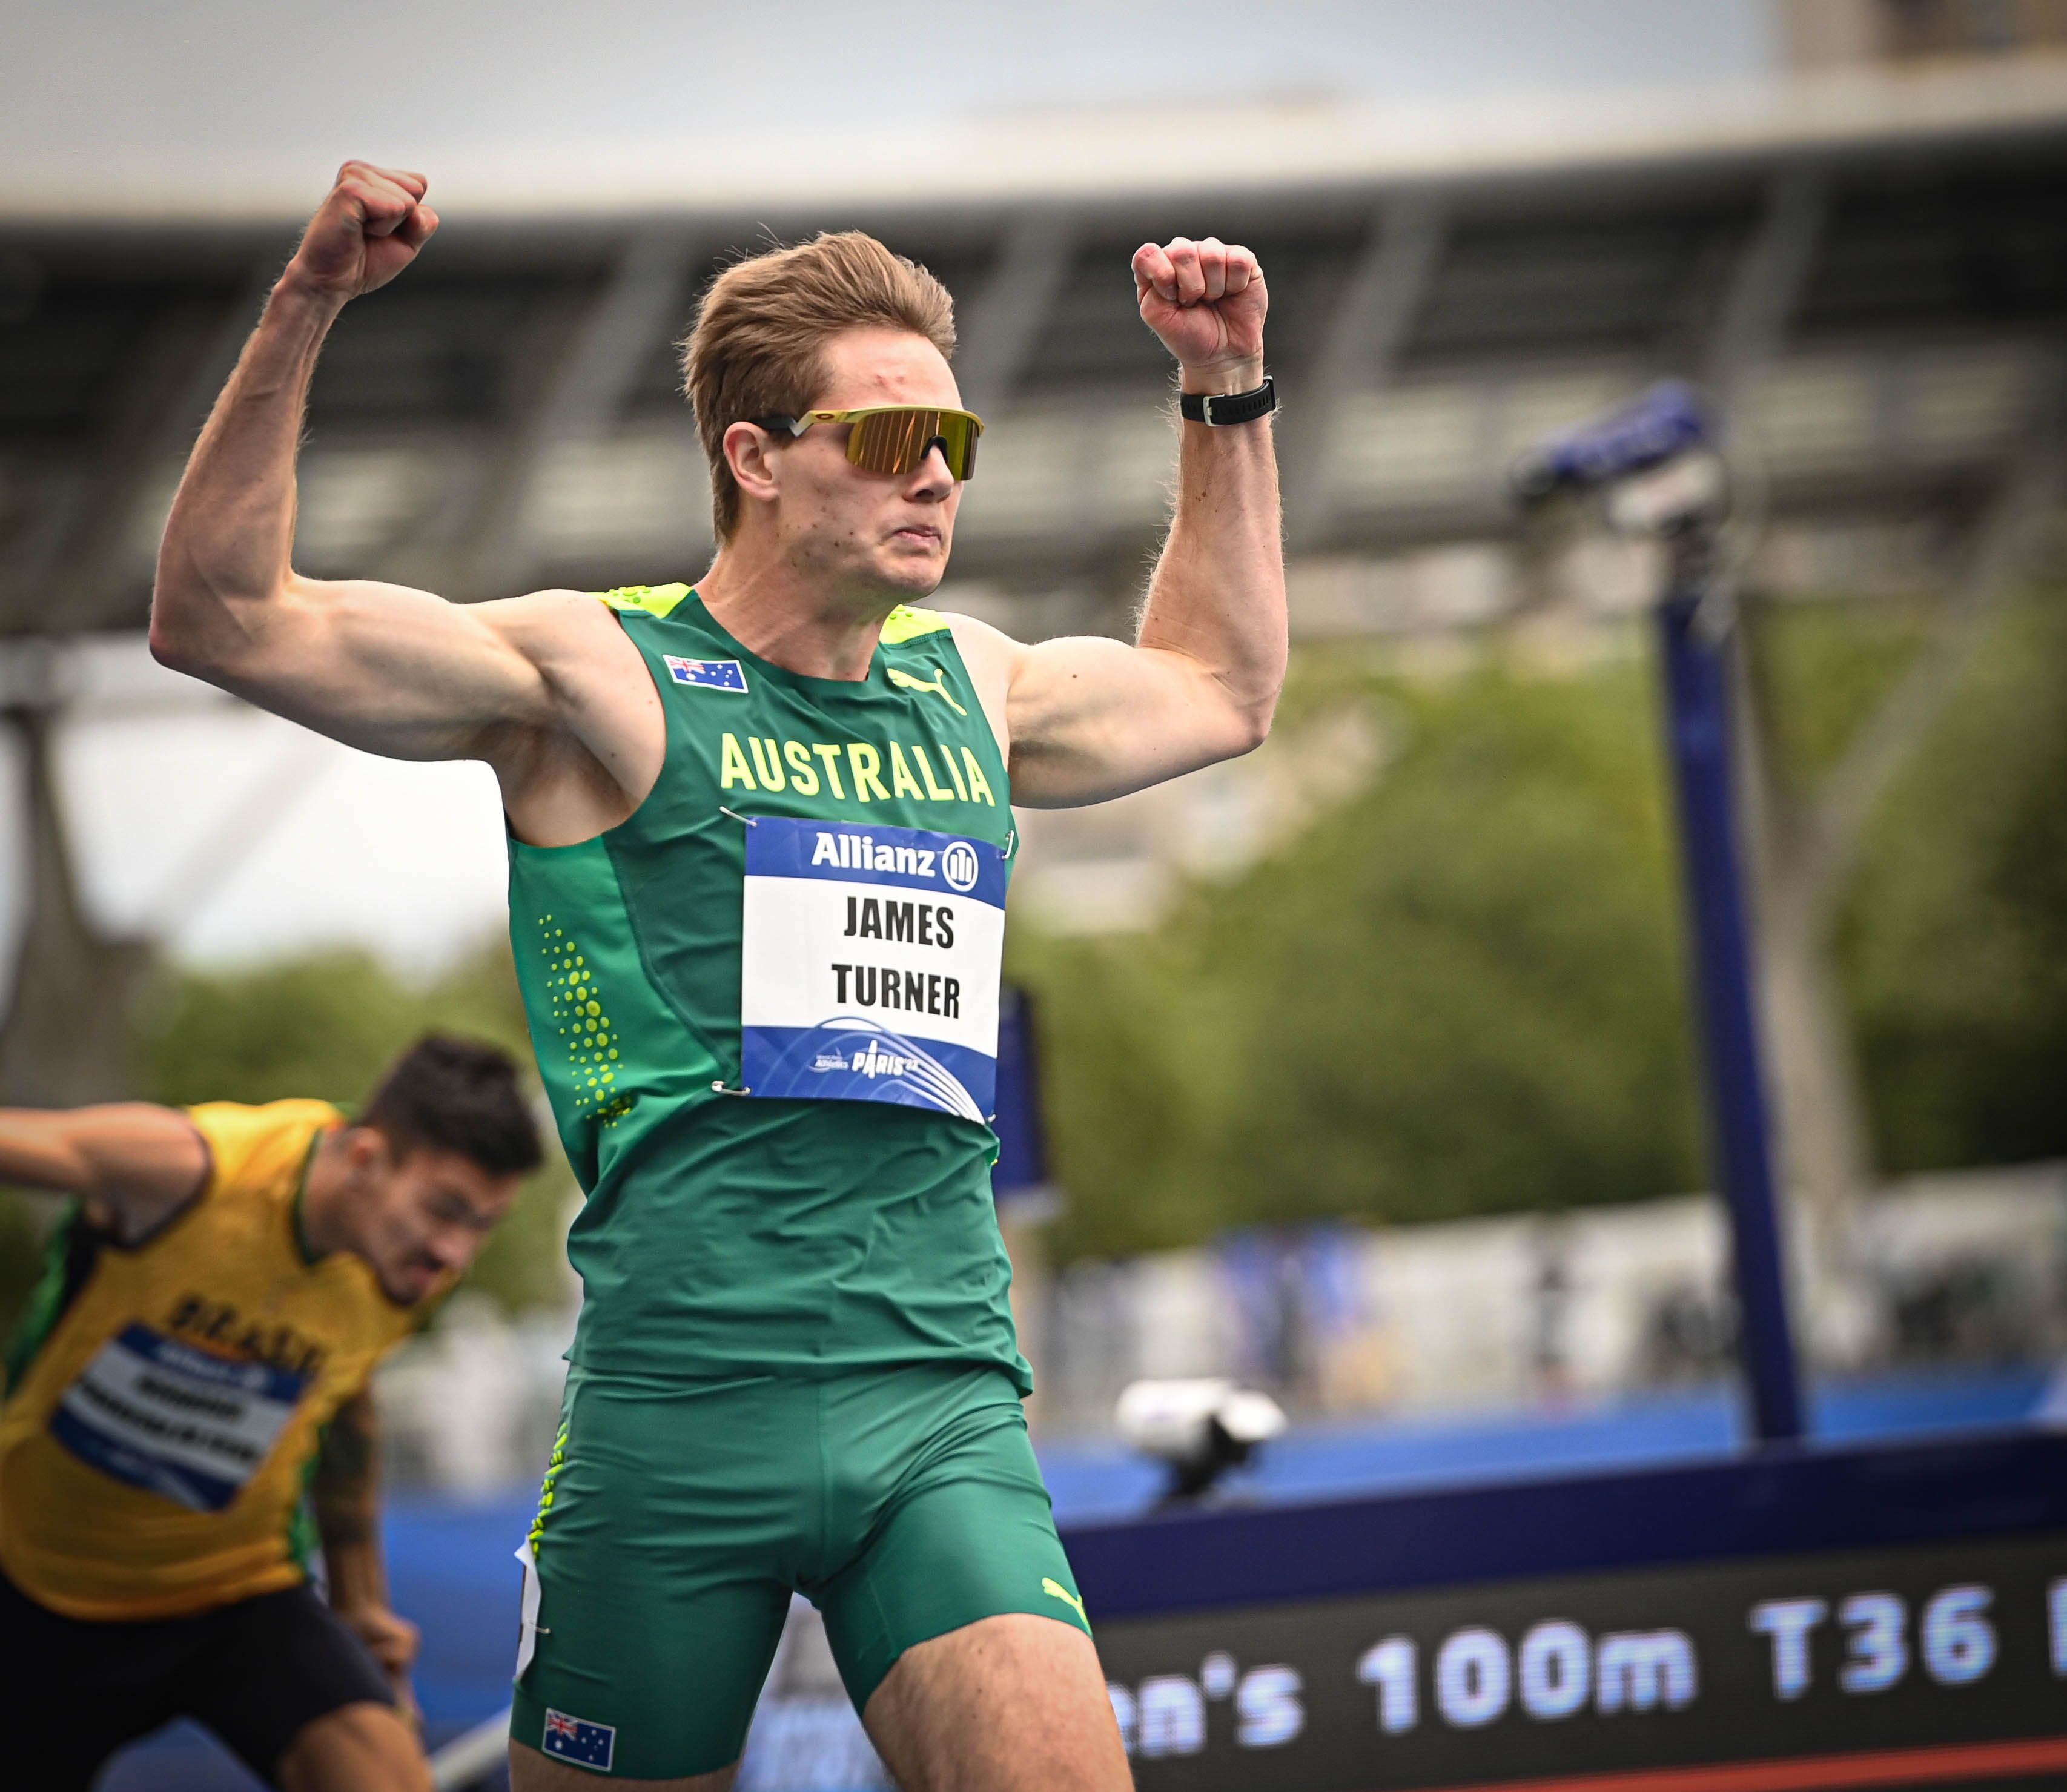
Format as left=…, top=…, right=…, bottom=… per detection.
left=701, top=326, right=966, bottom=666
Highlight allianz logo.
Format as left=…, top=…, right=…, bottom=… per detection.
left=811, top=831, right=981, bottom=893
left=812, top=1040, right=918, bottom=1079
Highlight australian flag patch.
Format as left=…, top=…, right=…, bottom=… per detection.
left=663, top=654, right=748, bottom=693
left=543, top=1708, right=616, bottom=1770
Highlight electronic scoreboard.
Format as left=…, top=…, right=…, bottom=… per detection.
left=1067, top=1428, right=2067, bottom=1791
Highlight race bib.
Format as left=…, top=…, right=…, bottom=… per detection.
left=741, top=817, right=1007, bottom=1122
left=50, top=1323, right=307, bottom=1512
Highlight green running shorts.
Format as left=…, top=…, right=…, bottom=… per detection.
left=510, top=1361, right=1089, bottom=1779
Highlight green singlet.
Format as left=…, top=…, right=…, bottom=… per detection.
left=509, top=584, right=1027, bottom=1393
left=507, top=587, right=1085, bottom=1780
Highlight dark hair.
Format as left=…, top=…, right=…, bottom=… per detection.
left=359, top=1034, right=544, bottom=1178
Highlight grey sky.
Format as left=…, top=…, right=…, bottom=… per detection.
left=7, top=1, right=1775, bottom=210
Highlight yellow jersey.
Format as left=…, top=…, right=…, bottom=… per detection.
left=0, top=1100, right=426, bottom=1620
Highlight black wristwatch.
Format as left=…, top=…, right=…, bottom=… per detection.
left=1179, top=375, right=1277, bottom=426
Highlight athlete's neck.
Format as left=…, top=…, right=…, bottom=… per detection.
left=695, top=544, right=902, bottom=683
left=299, top=1129, right=357, bottom=1261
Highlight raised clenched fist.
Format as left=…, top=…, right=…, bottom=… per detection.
left=1132, top=237, right=1268, bottom=387
left=281, top=161, right=439, bottom=303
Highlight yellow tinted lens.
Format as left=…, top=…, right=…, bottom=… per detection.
left=848, top=409, right=936, bottom=474
left=938, top=412, right=978, bottom=480
left=845, top=409, right=979, bottom=480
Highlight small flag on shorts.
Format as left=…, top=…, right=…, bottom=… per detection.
left=664, top=655, right=748, bottom=692
left=543, top=1708, right=616, bottom=1770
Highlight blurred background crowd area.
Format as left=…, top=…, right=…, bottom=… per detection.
left=2, top=0, right=2066, bottom=1490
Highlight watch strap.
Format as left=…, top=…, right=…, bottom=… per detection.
left=1180, top=376, right=1277, bottom=426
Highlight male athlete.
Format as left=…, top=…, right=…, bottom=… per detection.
left=0, top=1034, right=541, bottom=1790
left=150, top=160, right=1284, bottom=1789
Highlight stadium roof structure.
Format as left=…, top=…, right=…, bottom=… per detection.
left=2, top=63, right=2063, bottom=647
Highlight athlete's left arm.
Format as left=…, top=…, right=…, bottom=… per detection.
left=954, top=237, right=1285, bottom=808
left=313, top=1387, right=421, bottom=1716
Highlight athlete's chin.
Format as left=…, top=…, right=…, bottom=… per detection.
left=380, top=1265, right=441, bottom=1306
left=872, top=542, right=950, bottom=597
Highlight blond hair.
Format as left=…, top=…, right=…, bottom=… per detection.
left=681, top=231, right=957, bottom=541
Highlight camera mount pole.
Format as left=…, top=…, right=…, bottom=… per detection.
left=1654, top=528, right=1804, bottom=1445
left=1518, top=382, right=1807, bottom=1445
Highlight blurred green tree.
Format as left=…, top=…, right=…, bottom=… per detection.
left=1842, top=591, right=2067, bottom=1171
left=1017, top=590, right=2067, bottom=1265
left=134, top=950, right=434, bottom=1109
left=1015, top=638, right=1708, bottom=1261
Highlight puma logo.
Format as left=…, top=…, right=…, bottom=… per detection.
left=887, top=664, right=968, bottom=716
left=1042, top=1576, right=1089, bottom=1630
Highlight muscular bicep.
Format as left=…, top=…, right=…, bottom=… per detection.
left=159, top=573, right=564, bottom=764
left=0, top=1105, right=209, bottom=1240
left=1002, top=633, right=1269, bottom=807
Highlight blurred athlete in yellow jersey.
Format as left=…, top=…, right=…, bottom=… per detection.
left=0, top=1034, right=541, bottom=1792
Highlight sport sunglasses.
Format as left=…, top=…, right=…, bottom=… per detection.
left=754, top=405, right=984, bottom=481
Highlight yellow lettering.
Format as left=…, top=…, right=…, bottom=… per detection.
left=719, top=732, right=758, bottom=790
left=748, top=737, right=787, bottom=792
left=888, top=741, right=925, bottom=801
left=939, top=742, right=970, bottom=802
left=959, top=746, right=996, bottom=806
left=848, top=742, right=890, bottom=803
left=784, top=739, right=821, bottom=796
left=811, top=742, right=847, bottom=800
left=913, top=742, right=954, bottom=802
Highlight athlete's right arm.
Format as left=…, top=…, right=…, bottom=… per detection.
left=150, top=163, right=592, bottom=769
left=0, top=1105, right=209, bottom=1242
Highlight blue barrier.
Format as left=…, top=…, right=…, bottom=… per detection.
left=1069, top=1421, right=2067, bottom=1619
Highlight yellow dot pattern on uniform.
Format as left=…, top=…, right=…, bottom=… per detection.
left=537, top=915, right=636, bottom=1129
left=529, top=1417, right=569, bottom=1555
